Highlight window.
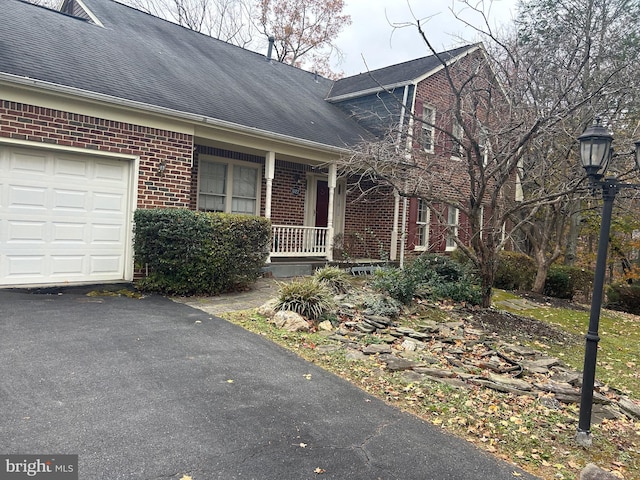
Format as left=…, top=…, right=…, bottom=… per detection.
left=198, top=159, right=260, bottom=214
left=452, top=120, right=463, bottom=158
left=415, top=199, right=430, bottom=250
left=421, top=105, right=435, bottom=152
left=445, top=206, right=459, bottom=251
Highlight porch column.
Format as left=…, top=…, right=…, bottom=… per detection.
left=264, top=151, right=275, bottom=219
left=265, top=151, right=275, bottom=263
left=390, top=190, right=400, bottom=261
left=326, top=163, right=337, bottom=261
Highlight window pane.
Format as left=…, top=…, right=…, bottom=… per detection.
left=200, top=162, right=227, bottom=195
left=233, top=165, right=257, bottom=198
left=199, top=194, right=225, bottom=212
left=232, top=198, right=256, bottom=214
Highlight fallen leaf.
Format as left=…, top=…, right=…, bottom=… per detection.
left=303, top=374, right=312, bottom=380
left=512, top=472, right=522, bottom=477
left=180, top=475, right=192, bottom=480
left=227, top=379, right=234, bottom=383
left=314, top=467, right=326, bottom=474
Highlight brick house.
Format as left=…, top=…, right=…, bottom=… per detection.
left=0, top=0, right=504, bottom=287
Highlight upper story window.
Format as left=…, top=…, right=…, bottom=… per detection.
left=415, top=199, right=430, bottom=251
left=421, top=105, right=435, bottom=153
left=198, top=157, right=260, bottom=214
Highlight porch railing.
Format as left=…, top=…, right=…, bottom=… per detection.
left=270, top=225, right=330, bottom=258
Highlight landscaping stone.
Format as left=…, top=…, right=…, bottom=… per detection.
left=318, top=320, right=334, bottom=331
left=619, top=397, right=640, bottom=420
left=345, top=349, right=367, bottom=362
left=257, top=299, right=279, bottom=318
left=362, top=344, right=392, bottom=355
left=379, top=355, right=418, bottom=371
left=272, top=310, right=309, bottom=332
left=263, top=295, right=638, bottom=419
left=580, top=463, right=620, bottom=480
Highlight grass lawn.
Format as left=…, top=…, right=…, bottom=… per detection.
left=221, top=286, right=640, bottom=480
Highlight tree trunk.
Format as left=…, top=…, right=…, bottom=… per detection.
left=532, top=264, right=548, bottom=293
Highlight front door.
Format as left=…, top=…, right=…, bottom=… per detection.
left=315, top=180, right=329, bottom=228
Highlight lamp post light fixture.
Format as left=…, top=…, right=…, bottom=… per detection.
left=575, top=118, right=640, bottom=447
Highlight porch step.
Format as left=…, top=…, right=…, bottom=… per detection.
left=262, top=262, right=316, bottom=278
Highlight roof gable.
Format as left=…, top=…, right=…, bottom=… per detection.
left=327, top=44, right=479, bottom=101
left=60, top=0, right=104, bottom=26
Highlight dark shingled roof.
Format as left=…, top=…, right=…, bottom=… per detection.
left=1, top=0, right=372, bottom=149
left=327, top=44, right=478, bottom=100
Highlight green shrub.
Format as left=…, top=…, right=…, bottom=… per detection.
left=494, top=251, right=536, bottom=291
left=274, top=278, right=335, bottom=320
left=313, top=266, right=351, bottom=294
left=359, top=293, right=403, bottom=318
left=371, top=267, right=417, bottom=305
left=133, top=208, right=270, bottom=295
left=371, top=254, right=482, bottom=306
left=606, top=283, right=640, bottom=314
left=543, top=266, right=572, bottom=299
left=544, top=265, right=594, bottom=300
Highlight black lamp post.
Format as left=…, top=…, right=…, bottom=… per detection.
left=575, top=118, right=640, bottom=447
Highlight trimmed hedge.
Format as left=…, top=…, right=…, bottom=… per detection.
left=494, top=251, right=536, bottom=291
left=543, top=265, right=593, bottom=300
left=133, top=208, right=270, bottom=295
left=606, top=283, right=640, bottom=315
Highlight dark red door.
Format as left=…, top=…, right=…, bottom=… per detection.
left=315, top=180, right=329, bottom=227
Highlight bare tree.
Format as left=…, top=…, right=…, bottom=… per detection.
left=123, top=0, right=256, bottom=47
left=338, top=0, right=640, bottom=307
left=256, top=0, right=350, bottom=74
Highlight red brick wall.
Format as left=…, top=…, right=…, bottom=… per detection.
left=343, top=179, right=396, bottom=259
left=0, top=100, right=194, bottom=209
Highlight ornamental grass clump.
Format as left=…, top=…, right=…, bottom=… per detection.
left=275, top=277, right=335, bottom=320
left=313, top=266, right=351, bottom=294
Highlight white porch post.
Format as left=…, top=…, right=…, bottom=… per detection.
left=400, top=196, right=408, bottom=268
left=390, top=190, right=400, bottom=261
left=265, top=151, right=275, bottom=263
left=326, top=163, right=337, bottom=261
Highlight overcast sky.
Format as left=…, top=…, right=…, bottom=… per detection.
left=333, top=0, right=519, bottom=76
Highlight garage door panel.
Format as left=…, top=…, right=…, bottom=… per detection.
left=54, top=157, right=89, bottom=178
left=5, top=255, right=46, bottom=277
left=52, top=222, right=87, bottom=243
left=95, top=161, right=128, bottom=182
left=6, top=221, right=47, bottom=243
left=1, top=146, right=132, bottom=286
left=9, top=185, right=48, bottom=209
left=11, top=151, right=48, bottom=174
left=50, top=256, right=85, bottom=276
left=90, top=256, right=123, bottom=274
left=53, top=189, right=89, bottom=211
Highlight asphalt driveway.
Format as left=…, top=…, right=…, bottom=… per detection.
left=0, top=287, right=537, bottom=479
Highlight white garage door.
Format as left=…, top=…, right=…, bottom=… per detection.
left=0, top=146, right=132, bottom=286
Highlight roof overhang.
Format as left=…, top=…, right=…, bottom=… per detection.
left=0, top=73, right=353, bottom=157
left=326, top=44, right=483, bottom=103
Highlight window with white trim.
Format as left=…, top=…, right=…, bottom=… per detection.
left=445, top=206, right=459, bottom=251
left=415, top=199, right=430, bottom=250
left=421, top=105, right=435, bottom=152
left=198, top=158, right=260, bottom=214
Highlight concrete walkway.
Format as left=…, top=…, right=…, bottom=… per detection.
left=172, top=277, right=282, bottom=315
